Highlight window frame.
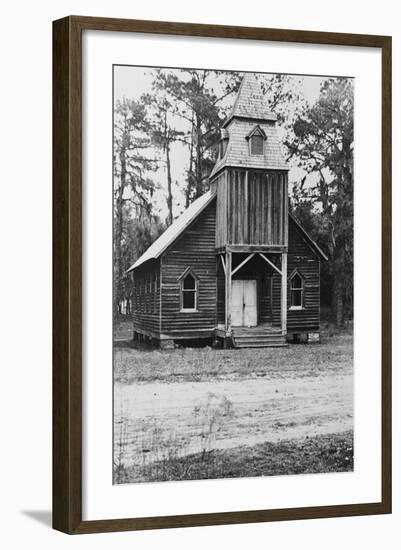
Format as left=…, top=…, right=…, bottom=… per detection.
left=250, top=133, right=264, bottom=155
left=289, top=270, right=305, bottom=310
left=179, top=268, right=199, bottom=313
left=246, top=125, right=266, bottom=156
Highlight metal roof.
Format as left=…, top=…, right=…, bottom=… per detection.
left=127, top=190, right=216, bottom=271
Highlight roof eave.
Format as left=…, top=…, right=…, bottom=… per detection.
left=222, top=114, right=277, bottom=128
left=210, top=163, right=289, bottom=180
left=289, top=213, right=329, bottom=261
left=127, top=191, right=217, bottom=272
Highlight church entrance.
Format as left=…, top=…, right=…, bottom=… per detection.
left=231, top=280, right=257, bottom=327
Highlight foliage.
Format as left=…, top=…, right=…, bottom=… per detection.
left=142, top=91, right=186, bottom=226
left=152, top=69, right=241, bottom=204
left=287, top=78, right=354, bottom=325
left=113, top=97, right=162, bottom=315
left=257, top=73, right=308, bottom=144
left=113, top=70, right=240, bottom=316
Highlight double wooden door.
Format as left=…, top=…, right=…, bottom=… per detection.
left=231, top=280, right=257, bottom=327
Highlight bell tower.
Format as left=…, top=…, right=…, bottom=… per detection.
left=210, top=73, right=289, bottom=338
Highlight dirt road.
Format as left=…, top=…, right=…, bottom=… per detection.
left=114, top=371, right=353, bottom=468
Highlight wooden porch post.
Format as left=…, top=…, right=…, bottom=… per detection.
left=225, top=251, right=232, bottom=335
left=281, top=252, right=287, bottom=335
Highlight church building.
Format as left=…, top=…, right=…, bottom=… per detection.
left=127, top=73, right=327, bottom=348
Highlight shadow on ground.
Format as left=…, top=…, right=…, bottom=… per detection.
left=21, top=510, right=52, bottom=528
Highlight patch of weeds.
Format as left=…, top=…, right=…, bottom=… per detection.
left=192, top=393, right=234, bottom=457
left=125, top=430, right=354, bottom=483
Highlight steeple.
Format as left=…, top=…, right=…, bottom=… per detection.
left=210, top=72, right=288, bottom=180
left=223, top=72, right=277, bottom=128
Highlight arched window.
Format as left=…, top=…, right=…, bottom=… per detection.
left=180, top=270, right=198, bottom=311
left=250, top=134, right=264, bottom=155
left=289, top=271, right=304, bottom=309
left=246, top=125, right=266, bottom=155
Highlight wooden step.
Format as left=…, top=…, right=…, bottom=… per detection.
left=232, top=330, right=283, bottom=338
left=234, top=337, right=286, bottom=342
left=231, top=325, right=287, bottom=348
left=233, top=331, right=282, bottom=336
left=234, top=341, right=288, bottom=348
left=232, top=335, right=287, bottom=348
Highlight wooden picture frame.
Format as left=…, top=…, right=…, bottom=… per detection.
left=53, top=15, right=392, bottom=534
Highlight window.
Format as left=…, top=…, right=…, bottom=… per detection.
left=250, top=134, right=264, bottom=155
left=246, top=125, right=266, bottom=155
left=181, top=272, right=198, bottom=311
left=153, top=274, right=158, bottom=314
left=290, top=272, right=304, bottom=309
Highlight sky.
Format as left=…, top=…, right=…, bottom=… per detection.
left=113, top=66, right=329, bottom=221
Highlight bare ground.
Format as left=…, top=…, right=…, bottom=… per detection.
left=114, top=332, right=353, bottom=483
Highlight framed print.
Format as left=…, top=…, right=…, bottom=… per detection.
left=52, top=16, right=392, bottom=534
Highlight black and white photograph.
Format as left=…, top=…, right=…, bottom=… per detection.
left=113, top=66, right=354, bottom=485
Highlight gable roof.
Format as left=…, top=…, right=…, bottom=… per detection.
left=245, top=124, right=267, bottom=140
left=223, top=73, right=277, bottom=128
left=127, top=190, right=216, bottom=271
left=289, top=213, right=328, bottom=261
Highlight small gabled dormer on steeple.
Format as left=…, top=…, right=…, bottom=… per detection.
left=210, top=72, right=288, bottom=180
left=246, top=125, right=267, bottom=155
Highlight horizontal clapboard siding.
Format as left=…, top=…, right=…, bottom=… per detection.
left=161, top=200, right=217, bottom=335
left=132, top=259, right=161, bottom=336
left=271, top=217, right=320, bottom=331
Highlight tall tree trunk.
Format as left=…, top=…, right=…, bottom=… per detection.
left=195, top=114, right=202, bottom=198
left=114, top=144, right=126, bottom=318
left=166, top=140, right=173, bottom=226
left=186, top=118, right=194, bottom=208
left=332, top=246, right=345, bottom=328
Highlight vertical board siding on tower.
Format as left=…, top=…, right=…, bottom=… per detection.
left=216, top=169, right=287, bottom=247
left=271, top=217, right=320, bottom=331
left=217, top=259, right=225, bottom=324
left=161, top=200, right=217, bottom=335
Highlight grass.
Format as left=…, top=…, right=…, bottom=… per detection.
left=113, top=324, right=353, bottom=484
left=119, top=430, right=354, bottom=483
left=114, top=331, right=353, bottom=384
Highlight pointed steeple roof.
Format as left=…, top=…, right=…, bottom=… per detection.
left=210, top=72, right=288, bottom=179
left=223, top=72, right=277, bottom=128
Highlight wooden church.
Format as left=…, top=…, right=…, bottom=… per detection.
left=127, top=73, right=327, bottom=348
